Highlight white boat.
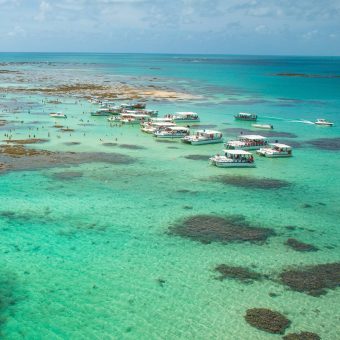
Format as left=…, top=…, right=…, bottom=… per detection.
left=49, top=112, right=67, bottom=118
left=181, top=130, right=223, bottom=145
left=154, top=126, right=190, bottom=138
left=252, top=123, right=273, bottom=129
left=210, top=150, right=255, bottom=168
left=225, top=135, right=268, bottom=150
left=141, top=121, right=176, bottom=134
left=257, top=143, right=293, bottom=158
left=167, top=112, right=200, bottom=122
left=234, top=112, right=257, bottom=121
left=314, top=118, right=334, bottom=126
left=120, top=113, right=151, bottom=124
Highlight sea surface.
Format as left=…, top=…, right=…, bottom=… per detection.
left=0, top=53, right=340, bottom=339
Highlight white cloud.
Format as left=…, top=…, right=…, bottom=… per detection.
left=34, top=1, right=52, bottom=22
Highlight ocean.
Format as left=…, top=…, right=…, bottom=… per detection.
left=0, top=53, right=339, bottom=339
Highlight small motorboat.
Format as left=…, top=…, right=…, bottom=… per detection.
left=252, top=123, right=273, bottom=129
left=257, top=143, right=292, bottom=158
left=210, top=150, right=256, bottom=168
left=314, top=119, right=334, bottom=126
left=49, top=112, right=67, bottom=118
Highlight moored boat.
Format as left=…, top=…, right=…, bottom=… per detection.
left=181, top=130, right=223, bottom=145
left=225, top=135, right=268, bottom=150
left=49, top=112, right=67, bottom=118
left=314, top=118, right=334, bottom=126
left=257, top=143, right=293, bottom=157
left=154, top=126, right=190, bottom=138
left=120, top=113, right=151, bottom=124
left=167, top=112, right=200, bottom=122
left=234, top=112, right=257, bottom=121
left=141, top=121, right=176, bottom=134
left=210, top=150, right=255, bottom=168
left=91, top=108, right=112, bottom=116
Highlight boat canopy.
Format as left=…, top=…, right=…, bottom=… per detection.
left=223, top=149, right=252, bottom=155
left=167, top=126, right=190, bottom=131
left=240, top=134, right=266, bottom=140
left=269, top=143, right=291, bottom=149
left=196, top=129, right=221, bottom=135
left=175, top=112, right=198, bottom=117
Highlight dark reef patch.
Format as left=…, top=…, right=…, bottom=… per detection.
left=52, top=171, right=83, bottom=181
left=305, top=138, right=340, bottom=151
left=155, top=139, right=177, bottom=143
left=223, top=127, right=297, bottom=138
left=285, top=238, right=318, bottom=252
left=274, top=73, right=340, bottom=79
left=215, top=264, right=263, bottom=283
left=167, top=146, right=179, bottom=149
left=245, top=308, right=290, bottom=334
left=168, top=215, right=275, bottom=244
left=118, top=144, right=146, bottom=150
left=0, top=144, right=135, bottom=173
left=190, top=124, right=218, bottom=129
left=212, top=175, right=291, bottom=190
left=2, top=139, right=49, bottom=144
left=184, top=154, right=208, bottom=161
left=283, top=332, right=321, bottom=340
left=64, top=142, right=81, bottom=146
left=279, top=262, right=340, bottom=296
left=102, top=142, right=118, bottom=147
left=0, top=271, right=18, bottom=332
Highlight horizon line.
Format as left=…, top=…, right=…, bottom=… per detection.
left=0, top=51, right=339, bottom=58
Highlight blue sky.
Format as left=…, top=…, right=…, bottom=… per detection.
left=0, top=0, right=339, bottom=55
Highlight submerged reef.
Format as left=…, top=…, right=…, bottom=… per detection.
left=215, top=264, right=263, bottom=283
left=306, top=138, right=340, bottom=151
left=245, top=308, right=291, bottom=334
left=169, top=215, right=275, bottom=244
left=0, top=144, right=135, bottom=173
left=279, top=263, right=340, bottom=296
left=52, top=171, right=83, bottom=181
left=118, top=144, right=147, bottom=150
left=212, top=175, right=291, bottom=190
left=274, top=73, right=340, bottom=79
left=285, top=238, right=318, bottom=252
left=223, top=128, right=297, bottom=138
left=283, top=332, right=321, bottom=340
left=184, top=154, right=209, bottom=161
left=2, top=138, right=49, bottom=144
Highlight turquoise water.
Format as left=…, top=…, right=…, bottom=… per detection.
left=0, top=53, right=340, bottom=339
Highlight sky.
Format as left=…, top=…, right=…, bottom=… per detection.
left=0, top=0, right=340, bottom=55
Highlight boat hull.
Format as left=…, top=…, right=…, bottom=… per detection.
left=182, top=138, right=223, bottom=145
left=211, top=160, right=255, bottom=168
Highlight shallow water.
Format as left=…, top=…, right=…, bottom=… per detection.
left=0, top=53, right=340, bottom=339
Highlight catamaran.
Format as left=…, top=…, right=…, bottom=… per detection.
left=154, top=126, right=190, bottom=138
left=210, top=150, right=255, bottom=168
left=257, top=143, right=293, bottom=158
left=167, top=112, right=200, bottom=122
left=225, top=135, right=268, bottom=150
left=181, top=130, right=223, bottom=145
left=141, top=121, right=176, bottom=134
